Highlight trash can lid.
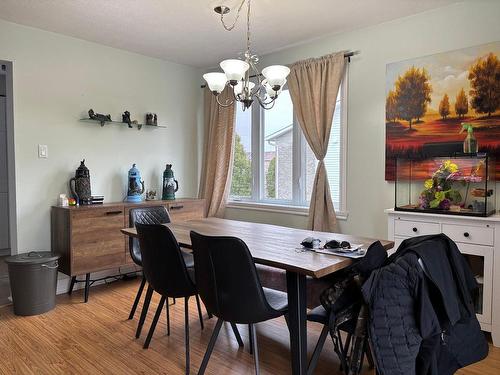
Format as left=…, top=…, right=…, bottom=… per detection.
left=5, top=251, right=60, bottom=265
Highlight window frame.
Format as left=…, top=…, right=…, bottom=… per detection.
left=228, top=67, right=348, bottom=218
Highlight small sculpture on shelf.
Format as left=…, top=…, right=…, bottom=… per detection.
left=146, top=113, right=154, bottom=125
left=145, top=189, right=157, bottom=201
left=122, top=111, right=132, bottom=128
left=88, top=109, right=111, bottom=126
left=153, top=114, right=158, bottom=125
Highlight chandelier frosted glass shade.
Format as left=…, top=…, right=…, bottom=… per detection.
left=220, top=59, right=250, bottom=82
left=261, top=65, right=290, bottom=89
left=263, top=79, right=284, bottom=99
left=203, top=72, right=228, bottom=94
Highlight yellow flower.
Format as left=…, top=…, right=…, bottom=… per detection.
left=424, top=179, right=433, bottom=190
left=443, top=160, right=459, bottom=173
left=449, top=163, right=458, bottom=173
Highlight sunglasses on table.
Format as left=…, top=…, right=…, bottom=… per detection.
left=300, top=237, right=351, bottom=250
left=324, top=240, right=352, bottom=250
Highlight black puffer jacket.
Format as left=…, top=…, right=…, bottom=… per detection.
left=362, top=234, right=488, bottom=375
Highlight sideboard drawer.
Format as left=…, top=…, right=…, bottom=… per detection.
left=394, top=219, right=440, bottom=237
left=168, top=200, right=205, bottom=222
left=442, top=223, right=494, bottom=246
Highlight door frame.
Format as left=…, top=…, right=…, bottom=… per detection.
left=1, top=61, right=17, bottom=256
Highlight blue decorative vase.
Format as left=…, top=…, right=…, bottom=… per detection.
left=126, top=164, right=145, bottom=202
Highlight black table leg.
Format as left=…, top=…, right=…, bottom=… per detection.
left=286, top=271, right=307, bottom=375
left=84, top=273, right=91, bottom=303
left=68, top=276, right=77, bottom=295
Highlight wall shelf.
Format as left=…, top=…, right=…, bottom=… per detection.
left=80, top=118, right=166, bottom=130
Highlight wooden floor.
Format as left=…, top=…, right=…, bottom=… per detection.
left=0, top=279, right=499, bottom=375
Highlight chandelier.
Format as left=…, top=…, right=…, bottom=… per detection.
left=203, top=0, right=290, bottom=111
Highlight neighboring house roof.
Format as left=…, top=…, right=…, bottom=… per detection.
left=265, top=124, right=293, bottom=142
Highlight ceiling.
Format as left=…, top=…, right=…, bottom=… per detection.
left=0, top=0, right=464, bottom=68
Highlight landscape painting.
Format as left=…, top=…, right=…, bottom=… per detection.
left=385, top=42, right=500, bottom=180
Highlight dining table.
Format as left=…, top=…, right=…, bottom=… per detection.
left=121, top=217, right=394, bottom=375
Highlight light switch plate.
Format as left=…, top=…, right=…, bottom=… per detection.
left=38, top=144, right=48, bottom=158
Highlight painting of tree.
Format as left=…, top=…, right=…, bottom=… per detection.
left=455, top=88, right=468, bottom=118
left=468, top=53, right=500, bottom=117
left=439, top=94, right=450, bottom=119
left=386, top=90, right=398, bottom=123
left=385, top=42, right=500, bottom=180
left=393, top=67, right=432, bottom=128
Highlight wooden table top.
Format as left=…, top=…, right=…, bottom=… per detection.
left=121, top=217, right=394, bottom=278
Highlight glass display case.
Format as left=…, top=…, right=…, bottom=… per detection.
left=395, top=153, right=496, bottom=217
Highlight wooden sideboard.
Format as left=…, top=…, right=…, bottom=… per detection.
left=51, top=198, right=205, bottom=301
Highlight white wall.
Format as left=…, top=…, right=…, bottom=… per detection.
left=225, top=1, right=500, bottom=240
left=0, top=19, right=200, bottom=255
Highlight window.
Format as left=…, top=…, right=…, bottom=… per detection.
left=230, top=70, right=347, bottom=214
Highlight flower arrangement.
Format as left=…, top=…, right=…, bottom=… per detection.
left=420, top=160, right=463, bottom=210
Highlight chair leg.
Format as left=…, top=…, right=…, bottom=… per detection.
left=84, top=273, right=91, bottom=303
left=249, top=324, right=254, bottom=354
left=166, top=297, right=171, bottom=336
left=230, top=323, right=244, bottom=348
left=143, top=296, right=166, bottom=349
left=185, top=297, right=190, bottom=375
left=195, top=294, right=204, bottom=330
left=68, top=276, right=76, bottom=295
left=335, top=331, right=350, bottom=374
left=136, top=286, right=153, bottom=339
left=249, top=324, right=260, bottom=375
left=128, top=277, right=147, bottom=320
left=307, top=325, right=329, bottom=375
left=197, top=318, right=223, bottom=375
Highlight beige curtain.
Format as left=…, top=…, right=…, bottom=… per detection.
left=198, top=87, right=236, bottom=217
left=288, top=52, right=346, bottom=232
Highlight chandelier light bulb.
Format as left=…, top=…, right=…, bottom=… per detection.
left=261, top=65, right=290, bottom=90
left=203, top=72, right=228, bottom=94
left=220, top=59, right=250, bottom=84
left=234, top=81, right=255, bottom=97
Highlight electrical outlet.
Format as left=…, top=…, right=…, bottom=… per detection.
left=38, top=144, right=48, bottom=158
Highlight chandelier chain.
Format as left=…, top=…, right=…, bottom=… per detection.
left=246, top=0, right=251, bottom=54
left=220, top=0, right=247, bottom=31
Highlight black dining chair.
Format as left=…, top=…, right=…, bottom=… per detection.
left=129, top=207, right=204, bottom=345
left=136, top=223, right=207, bottom=374
left=190, top=231, right=289, bottom=375
left=128, top=206, right=178, bottom=321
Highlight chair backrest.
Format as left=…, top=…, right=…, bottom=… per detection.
left=136, top=223, right=196, bottom=298
left=190, top=231, right=276, bottom=324
left=129, top=206, right=171, bottom=265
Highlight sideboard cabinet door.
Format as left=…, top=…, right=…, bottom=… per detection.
left=70, top=207, right=126, bottom=275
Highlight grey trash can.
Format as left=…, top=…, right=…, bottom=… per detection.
left=5, top=251, right=60, bottom=316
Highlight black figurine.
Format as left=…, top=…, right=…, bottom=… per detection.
left=122, top=111, right=132, bottom=128
left=145, top=113, right=154, bottom=125
left=88, top=109, right=111, bottom=126
left=153, top=114, right=157, bottom=126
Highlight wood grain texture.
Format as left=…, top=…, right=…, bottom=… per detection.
left=0, top=280, right=497, bottom=375
left=51, top=199, right=206, bottom=277
left=121, top=217, right=394, bottom=278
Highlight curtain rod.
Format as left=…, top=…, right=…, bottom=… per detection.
left=200, top=51, right=357, bottom=88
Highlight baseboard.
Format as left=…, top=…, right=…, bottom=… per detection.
left=0, top=249, right=10, bottom=256
left=56, top=265, right=141, bottom=295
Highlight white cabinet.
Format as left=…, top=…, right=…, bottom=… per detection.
left=386, top=209, right=500, bottom=347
